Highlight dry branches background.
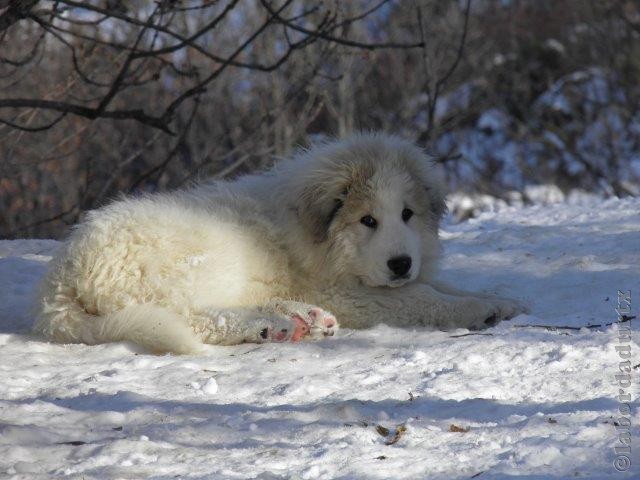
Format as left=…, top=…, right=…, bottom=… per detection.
left=1, top=0, right=639, bottom=238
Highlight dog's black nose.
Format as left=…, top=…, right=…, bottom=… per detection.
left=387, top=255, right=412, bottom=276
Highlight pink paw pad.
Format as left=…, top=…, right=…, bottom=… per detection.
left=261, top=327, right=290, bottom=342
left=259, top=315, right=313, bottom=343
left=260, top=305, right=338, bottom=343
left=308, top=308, right=337, bottom=332
left=290, top=314, right=311, bottom=342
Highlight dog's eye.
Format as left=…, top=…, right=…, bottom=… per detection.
left=402, top=208, right=414, bottom=222
left=360, top=215, right=377, bottom=229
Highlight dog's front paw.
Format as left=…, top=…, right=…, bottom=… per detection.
left=491, top=296, right=529, bottom=320
left=458, top=296, right=528, bottom=331
left=304, top=307, right=339, bottom=340
left=454, top=298, right=506, bottom=331
left=261, top=301, right=338, bottom=342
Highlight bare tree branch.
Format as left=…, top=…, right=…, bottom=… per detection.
left=0, top=0, right=37, bottom=34
left=260, top=0, right=425, bottom=50
left=161, top=0, right=297, bottom=122
left=436, top=0, right=471, bottom=91
left=0, top=111, right=67, bottom=131
left=0, top=98, right=172, bottom=132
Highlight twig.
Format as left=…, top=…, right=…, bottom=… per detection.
left=8, top=202, right=78, bottom=236
left=450, top=332, right=494, bottom=338
left=0, top=98, right=172, bottom=133
left=512, top=315, right=634, bottom=332
left=0, top=0, right=38, bottom=34
left=260, top=0, right=424, bottom=51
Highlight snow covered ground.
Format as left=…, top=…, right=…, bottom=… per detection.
left=1, top=196, right=638, bottom=479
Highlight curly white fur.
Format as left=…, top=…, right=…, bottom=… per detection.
left=33, top=133, right=527, bottom=353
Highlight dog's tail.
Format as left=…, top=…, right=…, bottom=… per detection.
left=33, top=290, right=202, bottom=354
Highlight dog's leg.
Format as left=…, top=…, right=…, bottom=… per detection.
left=428, top=280, right=529, bottom=318
left=316, top=283, right=521, bottom=331
left=190, top=301, right=338, bottom=345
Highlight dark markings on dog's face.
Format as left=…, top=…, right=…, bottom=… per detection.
left=327, top=199, right=344, bottom=226
left=297, top=162, right=375, bottom=243
left=297, top=183, right=351, bottom=243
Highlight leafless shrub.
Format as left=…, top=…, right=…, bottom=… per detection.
left=1, top=0, right=639, bottom=237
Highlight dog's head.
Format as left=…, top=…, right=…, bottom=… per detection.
left=292, top=133, right=446, bottom=288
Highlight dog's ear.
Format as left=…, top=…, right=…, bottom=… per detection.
left=415, top=159, right=448, bottom=222
left=297, top=180, right=347, bottom=243
left=425, top=180, right=447, bottom=221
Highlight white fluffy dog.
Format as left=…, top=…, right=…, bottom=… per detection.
left=34, top=133, right=526, bottom=353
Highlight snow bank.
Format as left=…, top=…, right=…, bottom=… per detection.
left=0, top=198, right=638, bottom=479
